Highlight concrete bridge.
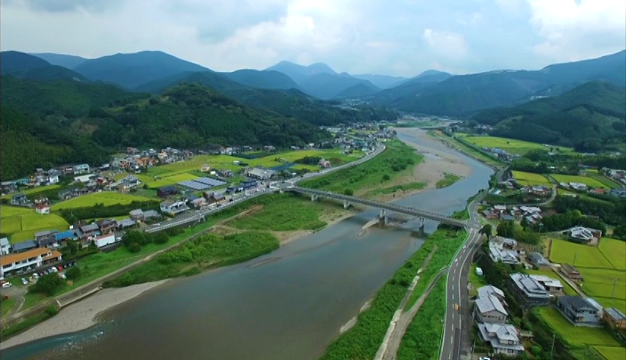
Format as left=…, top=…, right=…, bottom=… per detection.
left=285, top=186, right=468, bottom=228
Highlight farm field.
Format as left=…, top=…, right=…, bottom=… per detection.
left=536, top=307, right=621, bottom=347
left=139, top=173, right=199, bottom=188
left=0, top=205, right=33, bottom=218
left=50, top=192, right=151, bottom=211
left=512, top=171, right=551, bottom=186
left=548, top=239, right=615, bottom=270
left=552, top=174, right=609, bottom=189
left=589, top=174, right=622, bottom=189
left=20, top=212, right=69, bottom=231
left=1, top=184, right=61, bottom=200
left=578, top=268, right=626, bottom=300
left=459, top=135, right=573, bottom=155
left=594, top=346, right=626, bottom=360
left=1, top=208, right=69, bottom=243
left=599, top=238, right=626, bottom=270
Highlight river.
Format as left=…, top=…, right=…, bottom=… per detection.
left=2, top=130, right=493, bottom=360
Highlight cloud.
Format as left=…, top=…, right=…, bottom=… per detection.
left=527, top=0, right=626, bottom=61
left=422, top=29, right=469, bottom=61
left=6, top=0, right=124, bottom=13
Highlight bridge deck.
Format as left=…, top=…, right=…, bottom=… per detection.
left=287, top=187, right=467, bottom=228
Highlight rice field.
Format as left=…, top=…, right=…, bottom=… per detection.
left=599, top=238, right=626, bottom=271
left=551, top=174, right=609, bottom=189
left=0, top=205, right=32, bottom=218
left=537, top=307, right=621, bottom=347
left=50, top=192, right=151, bottom=211
left=578, top=268, right=626, bottom=300
left=1, top=184, right=61, bottom=200
left=460, top=135, right=573, bottom=155
left=549, top=239, right=615, bottom=269
left=139, top=173, right=199, bottom=188
left=512, top=171, right=551, bottom=186
left=594, top=346, right=626, bottom=360
left=0, top=207, right=69, bottom=244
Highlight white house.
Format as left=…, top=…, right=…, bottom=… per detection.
left=35, top=204, right=51, bottom=215
left=74, top=173, right=95, bottom=183
left=474, top=285, right=508, bottom=324
left=94, top=234, right=116, bottom=248
left=0, top=237, right=11, bottom=255
left=477, top=323, right=525, bottom=357
left=0, top=248, right=62, bottom=280
left=160, top=200, right=189, bottom=216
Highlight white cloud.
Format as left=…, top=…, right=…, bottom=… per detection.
left=527, top=0, right=626, bottom=61
left=422, top=29, right=469, bottom=61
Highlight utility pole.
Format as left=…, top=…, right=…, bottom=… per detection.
left=573, top=251, right=579, bottom=266
left=612, top=278, right=618, bottom=300
left=550, top=333, right=556, bottom=359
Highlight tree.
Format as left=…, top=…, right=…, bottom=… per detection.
left=521, top=216, right=530, bottom=230
left=479, top=224, right=492, bottom=239
left=154, top=232, right=169, bottom=244
left=344, top=188, right=354, bottom=196
left=66, top=240, right=78, bottom=255
left=30, top=274, right=64, bottom=296
left=497, top=220, right=515, bottom=238
left=382, top=174, right=390, bottom=181
left=65, top=266, right=81, bottom=280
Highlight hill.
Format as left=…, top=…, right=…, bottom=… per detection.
left=1, top=51, right=52, bottom=75
left=334, top=82, right=380, bottom=98
left=221, top=69, right=299, bottom=90
left=352, top=74, right=409, bottom=89
left=472, top=81, right=626, bottom=150
left=297, top=73, right=380, bottom=99
left=370, top=50, right=626, bottom=116
left=30, top=53, right=88, bottom=69
left=73, top=51, right=208, bottom=89
left=265, top=61, right=336, bottom=83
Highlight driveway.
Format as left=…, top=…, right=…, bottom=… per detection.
left=1, top=284, right=27, bottom=316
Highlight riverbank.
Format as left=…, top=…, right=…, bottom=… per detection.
left=0, top=280, right=167, bottom=350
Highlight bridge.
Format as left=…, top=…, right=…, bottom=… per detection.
left=285, top=186, right=468, bottom=228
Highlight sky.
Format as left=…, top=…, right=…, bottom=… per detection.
left=1, top=0, right=625, bottom=77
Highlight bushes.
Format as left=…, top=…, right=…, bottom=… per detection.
left=58, top=200, right=160, bottom=222
left=123, top=230, right=171, bottom=251
left=65, top=266, right=81, bottom=280
left=29, top=274, right=64, bottom=296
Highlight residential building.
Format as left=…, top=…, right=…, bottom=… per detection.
left=509, top=273, right=562, bottom=307
left=247, top=168, right=275, bottom=180
left=560, top=264, right=583, bottom=282
left=55, top=230, right=77, bottom=243
left=94, top=234, right=116, bottom=248
left=160, top=200, right=189, bottom=216
left=73, top=164, right=90, bottom=175
left=556, top=296, right=602, bottom=326
left=241, top=179, right=258, bottom=189
left=142, top=210, right=161, bottom=221
left=35, top=230, right=59, bottom=248
left=97, top=219, right=117, bottom=234
left=609, top=188, right=626, bottom=198
left=570, top=182, right=587, bottom=191
left=567, top=226, right=600, bottom=244
left=10, top=193, right=29, bottom=206
left=129, top=209, right=144, bottom=221
left=157, top=186, right=179, bottom=198
left=477, top=323, right=525, bottom=357
left=603, top=307, right=626, bottom=330
left=11, top=240, right=37, bottom=253
left=204, top=192, right=226, bottom=205
left=0, top=248, right=63, bottom=279
left=478, top=285, right=506, bottom=301
left=78, top=223, right=100, bottom=240
left=474, top=286, right=508, bottom=324
left=1, top=181, right=16, bottom=193
left=0, top=238, right=11, bottom=255
left=528, top=252, right=551, bottom=268
left=35, top=204, right=51, bottom=215
left=488, top=239, right=520, bottom=265
left=74, top=174, right=95, bottom=183
left=116, top=218, right=136, bottom=229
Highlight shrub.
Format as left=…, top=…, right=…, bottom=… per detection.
left=45, top=305, right=59, bottom=316
left=344, top=188, right=354, bottom=196
left=154, top=232, right=169, bottom=244
left=128, top=242, right=141, bottom=253
left=65, top=266, right=81, bottom=280
left=30, top=274, right=64, bottom=296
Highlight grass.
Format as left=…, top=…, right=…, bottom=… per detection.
left=525, top=268, right=578, bottom=295
left=594, top=346, right=626, bottom=360
left=228, top=194, right=331, bottom=232
left=548, top=239, right=616, bottom=270
left=428, top=131, right=503, bottom=168
left=599, top=238, right=626, bottom=271
left=1, top=215, right=22, bottom=234
left=366, top=182, right=427, bottom=196
left=459, top=134, right=573, bottom=155
left=469, top=263, right=488, bottom=298
left=578, top=268, right=626, bottom=300
left=536, top=307, right=621, bottom=347
left=2, top=208, right=70, bottom=244
left=104, top=232, right=280, bottom=287
left=319, top=229, right=467, bottom=360
left=0, top=311, right=55, bottom=339
left=300, top=140, right=423, bottom=195
left=512, top=171, right=551, bottom=186
left=396, top=278, right=446, bottom=360
left=140, top=173, right=199, bottom=188
left=20, top=212, right=69, bottom=231
left=552, top=174, right=610, bottom=189
left=589, top=174, right=622, bottom=189
left=0, top=205, right=33, bottom=218
left=436, top=173, right=461, bottom=189
left=50, top=192, right=152, bottom=211
left=1, top=184, right=61, bottom=200
left=0, top=297, right=17, bottom=317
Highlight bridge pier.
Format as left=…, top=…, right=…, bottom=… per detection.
left=419, top=217, right=425, bottom=229
left=343, top=200, right=351, bottom=209
left=311, top=194, right=319, bottom=202
left=378, top=209, right=388, bottom=226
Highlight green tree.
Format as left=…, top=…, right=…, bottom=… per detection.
left=154, top=232, right=169, bottom=244
left=65, top=266, right=81, bottom=280
left=344, top=188, right=354, bottom=196
left=496, top=220, right=515, bottom=238
left=479, top=224, right=492, bottom=239
left=382, top=174, right=390, bottom=181
left=30, top=274, right=64, bottom=296
left=521, top=216, right=530, bottom=230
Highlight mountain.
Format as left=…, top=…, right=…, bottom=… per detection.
left=73, top=51, right=209, bottom=89
left=30, top=53, right=87, bottom=69
left=352, top=74, right=409, bottom=89
left=265, top=61, right=336, bottom=83
left=221, top=69, right=299, bottom=90
left=365, top=70, right=452, bottom=104
left=370, top=50, right=626, bottom=116
left=334, top=82, right=380, bottom=98
left=297, top=73, right=380, bottom=99
left=410, top=70, right=452, bottom=83
left=472, top=81, right=626, bottom=150
left=1, top=51, right=90, bottom=82
left=135, top=70, right=398, bottom=126
left=1, top=51, right=51, bottom=75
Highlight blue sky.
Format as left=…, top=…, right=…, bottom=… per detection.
left=1, top=0, right=624, bottom=76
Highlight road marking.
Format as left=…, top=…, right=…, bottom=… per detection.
left=452, top=285, right=454, bottom=291
left=450, top=336, right=454, bottom=344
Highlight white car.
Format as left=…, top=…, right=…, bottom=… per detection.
left=1, top=282, right=12, bottom=288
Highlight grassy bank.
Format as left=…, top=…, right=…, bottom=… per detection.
left=436, top=173, right=461, bottom=189
left=396, top=278, right=446, bottom=360
left=104, top=231, right=279, bottom=287
left=428, top=130, right=503, bottom=169
left=299, top=140, right=424, bottom=196
left=1, top=308, right=57, bottom=339
left=319, top=228, right=466, bottom=360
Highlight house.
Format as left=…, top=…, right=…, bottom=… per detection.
left=570, top=182, right=587, bottom=191
left=35, top=230, right=59, bottom=248
left=247, top=168, right=274, bottom=180
left=10, top=193, right=29, bottom=206
left=474, top=287, right=508, bottom=324
left=116, top=218, right=136, bottom=229
left=97, top=219, right=117, bottom=234
left=157, top=186, right=179, bottom=198
left=94, top=234, right=116, bottom=248
left=73, top=164, right=90, bottom=175
left=204, top=192, right=226, bottom=205
left=160, top=200, right=189, bottom=216
left=142, top=210, right=161, bottom=221
left=0, top=247, right=63, bottom=279
left=556, top=296, right=602, bottom=326
left=477, top=323, right=525, bottom=357
left=528, top=252, right=551, bottom=268
left=190, top=197, right=207, bottom=209
left=218, top=169, right=233, bottom=178
left=200, top=164, right=211, bottom=172
left=241, top=179, right=258, bottom=189
left=1, top=181, right=16, bottom=193
left=35, top=204, right=51, bottom=215
left=11, top=240, right=37, bottom=253
left=560, top=264, right=583, bottom=282
left=509, top=273, right=562, bottom=307
left=74, top=174, right=95, bottom=183
left=55, top=230, right=77, bottom=243
left=47, top=174, right=59, bottom=184
left=488, top=239, right=520, bottom=265
left=567, top=226, right=600, bottom=244
left=319, top=159, right=331, bottom=168
left=603, top=307, right=626, bottom=330
left=129, top=209, right=144, bottom=221
left=1, top=238, right=11, bottom=255
left=609, top=188, right=626, bottom=198
left=78, top=223, right=100, bottom=239
left=478, top=285, right=506, bottom=301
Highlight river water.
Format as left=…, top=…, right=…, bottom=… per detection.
left=3, top=130, right=493, bottom=360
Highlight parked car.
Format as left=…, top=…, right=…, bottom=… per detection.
left=21, top=278, right=29, bottom=285
left=57, top=265, right=64, bottom=271
left=1, top=281, right=11, bottom=288
left=32, top=273, right=39, bottom=279
left=59, top=273, right=67, bottom=279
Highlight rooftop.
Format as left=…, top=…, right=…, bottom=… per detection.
left=477, top=285, right=505, bottom=299
left=0, top=248, right=54, bottom=266
left=605, top=307, right=626, bottom=321
left=0, top=238, right=9, bottom=247
left=11, top=240, right=37, bottom=252
left=559, top=296, right=595, bottom=311
left=476, top=294, right=508, bottom=316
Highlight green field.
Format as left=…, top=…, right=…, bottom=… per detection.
left=139, top=173, right=199, bottom=188
left=537, top=307, right=621, bottom=347
left=1, top=184, right=61, bottom=200
left=460, top=135, right=573, bottom=155
left=1, top=207, right=70, bottom=243
left=599, top=238, right=626, bottom=270
left=512, top=171, right=551, bottom=186
left=589, top=174, right=622, bottom=189
left=552, top=174, right=610, bottom=189
left=549, top=239, right=616, bottom=270
left=50, top=192, right=152, bottom=211
left=578, top=268, right=626, bottom=300
left=594, top=346, right=626, bottom=360
left=428, top=131, right=503, bottom=168
left=0, top=205, right=33, bottom=218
